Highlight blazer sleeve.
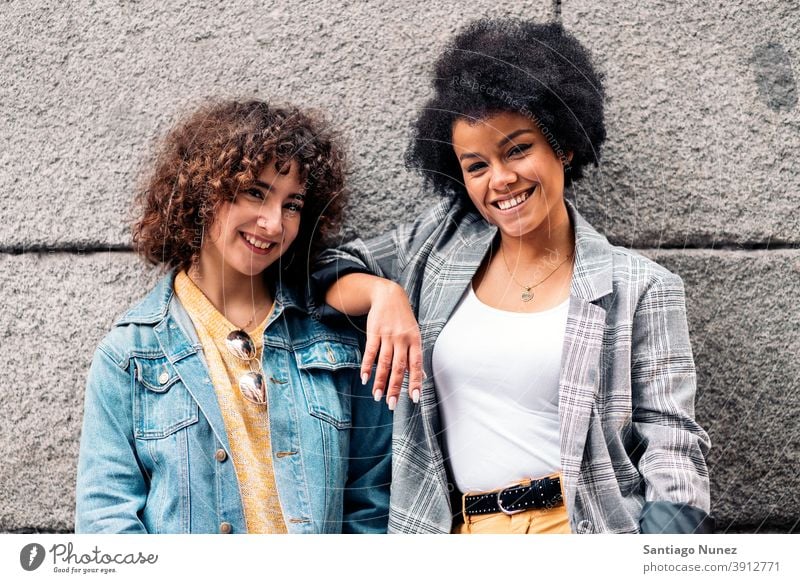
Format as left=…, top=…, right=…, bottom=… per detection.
left=630, top=272, right=714, bottom=533
left=310, top=197, right=455, bottom=317
left=75, top=344, right=148, bottom=533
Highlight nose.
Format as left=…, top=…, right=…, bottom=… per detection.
left=256, top=202, right=284, bottom=237
left=488, top=162, right=518, bottom=193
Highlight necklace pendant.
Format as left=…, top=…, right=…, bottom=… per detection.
left=521, top=288, right=534, bottom=302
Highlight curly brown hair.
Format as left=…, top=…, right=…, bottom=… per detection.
left=133, top=100, right=347, bottom=284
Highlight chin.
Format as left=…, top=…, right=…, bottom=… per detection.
left=232, top=261, right=271, bottom=278
left=495, top=216, right=538, bottom=238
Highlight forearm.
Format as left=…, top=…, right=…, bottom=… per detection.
left=325, top=273, right=404, bottom=316
left=325, top=272, right=422, bottom=404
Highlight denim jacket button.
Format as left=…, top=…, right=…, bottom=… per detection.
left=219, top=522, right=232, bottom=534
left=215, top=449, right=227, bottom=462
left=158, top=371, right=170, bottom=385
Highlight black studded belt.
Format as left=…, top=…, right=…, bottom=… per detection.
left=461, top=475, right=564, bottom=516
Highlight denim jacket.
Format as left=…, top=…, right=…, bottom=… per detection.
left=76, top=270, right=391, bottom=534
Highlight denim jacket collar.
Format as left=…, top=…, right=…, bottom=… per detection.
left=116, top=269, right=309, bottom=327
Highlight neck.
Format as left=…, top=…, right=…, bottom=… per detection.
left=187, top=256, right=273, bottom=324
left=498, top=206, right=575, bottom=267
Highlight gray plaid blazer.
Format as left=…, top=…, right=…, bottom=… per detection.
left=314, top=196, right=711, bottom=533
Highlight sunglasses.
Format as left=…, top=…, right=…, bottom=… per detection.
left=225, top=329, right=267, bottom=405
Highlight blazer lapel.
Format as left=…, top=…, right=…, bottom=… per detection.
left=418, top=219, right=497, bottom=369
left=558, top=201, right=614, bottom=515
left=412, top=214, right=496, bottom=501
left=558, top=297, right=606, bottom=515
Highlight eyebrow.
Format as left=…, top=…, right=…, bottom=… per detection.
left=457, top=129, right=537, bottom=161
left=253, top=180, right=305, bottom=201
left=253, top=180, right=273, bottom=191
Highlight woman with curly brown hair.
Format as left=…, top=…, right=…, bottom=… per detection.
left=75, top=100, right=391, bottom=534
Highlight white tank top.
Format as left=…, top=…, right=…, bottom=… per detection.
left=432, top=284, right=569, bottom=492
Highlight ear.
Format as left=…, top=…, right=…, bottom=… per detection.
left=563, top=151, right=574, bottom=164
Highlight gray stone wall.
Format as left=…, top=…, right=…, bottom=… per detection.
left=1, top=0, right=797, bottom=532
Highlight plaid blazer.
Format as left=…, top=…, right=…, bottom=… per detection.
left=314, top=196, right=711, bottom=533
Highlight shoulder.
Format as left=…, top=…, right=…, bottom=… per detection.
left=281, top=308, right=365, bottom=372
left=609, top=246, right=684, bottom=290
left=569, top=201, right=684, bottom=305
left=95, top=273, right=174, bottom=367
left=95, top=320, right=162, bottom=371
left=279, top=285, right=364, bottom=348
left=419, top=194, right=483, bottom=240
left=605, top=246, right=688, bottom=322
left=391, top=194, right=479, bottom=249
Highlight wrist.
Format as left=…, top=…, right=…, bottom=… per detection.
left=368, top=278, right=405, bottom=306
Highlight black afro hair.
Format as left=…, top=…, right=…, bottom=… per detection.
left=406, top=18, right=606, bottom=195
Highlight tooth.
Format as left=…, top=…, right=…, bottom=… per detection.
left=245, top=234, right=269, bottom=249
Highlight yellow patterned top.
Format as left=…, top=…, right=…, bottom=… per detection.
left=174, top=270, right=287, bottom=533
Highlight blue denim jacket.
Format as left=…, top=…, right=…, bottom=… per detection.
left=75, top=271, right=391, bottom=534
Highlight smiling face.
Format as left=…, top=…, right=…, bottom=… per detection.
left=452, top=111, right=572, bottom=241
left=200, top=160, right=305, bottom=282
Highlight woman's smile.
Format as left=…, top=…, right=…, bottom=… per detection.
left=490, top=184, right=537, bottom=212
left=240, top=231, right=278, bottom=255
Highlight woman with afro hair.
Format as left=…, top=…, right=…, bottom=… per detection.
left=76, top=100, right=391, bottom=533
left=314, top=19, right=713, bottom=534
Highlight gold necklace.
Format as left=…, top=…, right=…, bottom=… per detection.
left=500, top=246, right=574, bottom=302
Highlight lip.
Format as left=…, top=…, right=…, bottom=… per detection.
left=239, top=232, right=278, bottom=255
left=490, top=185, right=537, bottom=212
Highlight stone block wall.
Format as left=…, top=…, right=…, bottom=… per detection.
left=1, top=0, right=797, bottom=532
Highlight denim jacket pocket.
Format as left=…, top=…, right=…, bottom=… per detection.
left=132, top=356, right=199, bottom=439
left=295, top=340, right=360, bottom=430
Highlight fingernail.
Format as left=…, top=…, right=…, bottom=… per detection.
left=387, top=396, right=397, bottom=411
left=361, top=373, right=369, bottom=385
left=373, top=389, right=383, bottom=402
left=411, top=389, right=420, bottom=404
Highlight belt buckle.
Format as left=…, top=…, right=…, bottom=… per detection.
left=496, top=485, right=526, bottom=516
